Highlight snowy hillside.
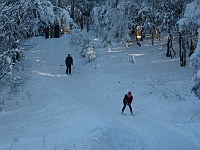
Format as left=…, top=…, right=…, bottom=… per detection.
left=0, top=34, right=200, bottom=150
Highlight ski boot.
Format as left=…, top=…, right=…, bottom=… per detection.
left=131, top=111, right=133, bottom=115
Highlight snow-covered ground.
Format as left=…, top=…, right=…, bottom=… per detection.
left=0, top=34, right=200, bottom=150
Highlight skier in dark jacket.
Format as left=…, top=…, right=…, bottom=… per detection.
left=121, top=91, right=133, bottom=115
left=54, top=20, right=60, bottom=38
left=65, top=54, right=73, bottom=75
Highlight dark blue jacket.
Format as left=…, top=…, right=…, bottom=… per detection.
left=65, top=56, right=73, bottom=66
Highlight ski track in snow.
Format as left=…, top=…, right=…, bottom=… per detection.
left=0, top=35, right=200, bottom=150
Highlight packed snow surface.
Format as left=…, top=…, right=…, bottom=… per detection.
left=0, top=34, right=200, bottom=150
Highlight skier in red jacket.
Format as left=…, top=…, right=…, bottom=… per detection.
left=45, top=26, right=50, bottom=39
left=121, top=91, right=133, bottom=115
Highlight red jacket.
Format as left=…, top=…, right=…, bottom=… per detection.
left=123, top=94, right=133, bottom=104
left=45, top=27, right=50, bottom=32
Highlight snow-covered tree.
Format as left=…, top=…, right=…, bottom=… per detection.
left=90, top=0, right=138, bottom=45
left=0, top=0, right=72, bottom=77
left=178, top=0, right=200, bottom=99
left=89, top=0, right=185, bottom=46
left=0, top=0, right=72, bottom=110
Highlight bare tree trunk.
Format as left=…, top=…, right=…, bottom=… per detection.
left=152, top=29, right=154, bottom=46
left=71, top=0, right=75, bottom=19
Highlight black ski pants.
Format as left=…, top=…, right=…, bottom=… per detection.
left=45, top=32, right=49, bottom=39
left=66, top=65, right=72, bottom=75
left=122, top=103, right=132, bottom=112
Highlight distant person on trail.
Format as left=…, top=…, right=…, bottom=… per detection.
left=121, top=91, right=133, bottom=115
left=65, top=54, right=73, bottom=75
left=54, top=20, right=60, bottom=38
left=166, top=34, right=176, bottom=58
left=44, top=26, right=50, bottom=39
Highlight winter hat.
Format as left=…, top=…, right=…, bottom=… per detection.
left=128, top=91, right=131, bottom=95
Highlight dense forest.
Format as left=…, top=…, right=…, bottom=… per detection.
left=0, top=0, right=200, bottom=103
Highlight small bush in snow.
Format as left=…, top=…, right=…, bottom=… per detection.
left=71, top=28, right=97, bottom=63
left=129, top=54, right=136, bottom=65
left=81, top=45, right=96, bottom=63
